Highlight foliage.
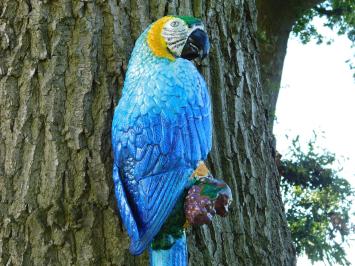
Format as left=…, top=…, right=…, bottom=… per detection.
left=292, top=0, right=355, bottom=44
left=277, top=134, right=355, bottom=265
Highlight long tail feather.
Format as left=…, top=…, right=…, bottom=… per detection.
left=149, top=233, right=187, bottom=266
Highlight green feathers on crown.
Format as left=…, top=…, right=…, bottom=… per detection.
left=175, top=16, right=201, bottom=26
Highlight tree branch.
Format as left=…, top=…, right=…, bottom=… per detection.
left=314, top=6, right=351, bottom=17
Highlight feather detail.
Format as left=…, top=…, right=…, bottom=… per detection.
left=149, top=233, right=187, bottom=266
left=147, top=16, right=175, bottom=61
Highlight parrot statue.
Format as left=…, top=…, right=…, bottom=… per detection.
left=112, top=15, right=231, bottom=265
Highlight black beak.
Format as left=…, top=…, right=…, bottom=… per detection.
left=181, top=29, right=210, bottom=61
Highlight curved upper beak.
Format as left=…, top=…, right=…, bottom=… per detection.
left=181, top=28, right=210, bottom=61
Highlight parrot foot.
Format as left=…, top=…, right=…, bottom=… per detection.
left=185, top=163, right=233, bottom=225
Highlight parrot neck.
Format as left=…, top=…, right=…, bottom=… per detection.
left=124, top=29, right=171, bottom=86
left=147, top=16, right=175, bottom=61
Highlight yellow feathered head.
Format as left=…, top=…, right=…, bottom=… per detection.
left=147, top=16, right=210, bottom=61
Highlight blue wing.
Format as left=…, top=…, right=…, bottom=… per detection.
left=112, top=59, right=212, bottom=255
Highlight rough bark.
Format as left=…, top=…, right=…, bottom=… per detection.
left=0, top=0, right=295, bottom=265
left=256, top=0, right=324, bottom=130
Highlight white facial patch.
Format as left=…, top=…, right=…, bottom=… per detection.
left=162, top=18, right=205, bottom=57
left=161, top=18, right=189, bottom=57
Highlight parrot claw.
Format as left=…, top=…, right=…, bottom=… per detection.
left=184, top=165, right=233, bottom=225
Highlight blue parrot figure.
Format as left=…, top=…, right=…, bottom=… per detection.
left=112, top=16, right=211, bottom=265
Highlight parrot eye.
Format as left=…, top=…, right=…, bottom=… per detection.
left=170, top=21, right=180, bottom=27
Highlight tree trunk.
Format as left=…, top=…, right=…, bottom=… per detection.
left=0, top=1, right=295, bottom=265
left=256, top=0, right=323, bottom=130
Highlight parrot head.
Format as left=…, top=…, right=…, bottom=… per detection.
left=147, top=16, right=210, bottom=61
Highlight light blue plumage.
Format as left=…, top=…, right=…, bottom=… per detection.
left=112, top=16, right=212, bottom=263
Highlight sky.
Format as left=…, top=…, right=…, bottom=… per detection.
left=273, top=20, right=355, bottom=265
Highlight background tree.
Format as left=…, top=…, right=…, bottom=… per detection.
left=277, top=135, right=354, bottom=265
left=0, top=1, right=295, bottom=265
left=257, top=0, right=355, bottom=130
left=258, top=0, right=354, bottom=263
